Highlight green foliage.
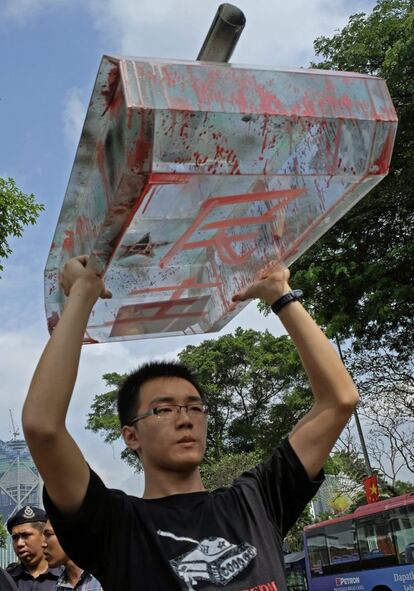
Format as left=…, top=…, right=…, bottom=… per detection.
left=86, top=372, right=141, bottom=470
left=87, top=372, right=123, bottom=444
left=0, top=177, right=44, bottom=274
left=393, top=480, right=414, bottom=494
left=200, top=449, right=265, bottom=491
left=179, top=328, right=313, bottom=460
left=0, top=515, right=7, bottom=549
left=325, top=449, right=367, bottom=482
left=285, top=504, right=314, bottom=552
left=289, top=0, right=414, bottom=355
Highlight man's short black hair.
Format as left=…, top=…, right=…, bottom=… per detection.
left=117, top=361, right=204, bottom=427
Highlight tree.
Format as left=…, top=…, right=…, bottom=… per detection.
left=285, top=504, right=314, bottom=552
left=87, top=372, right=138, bottom=468
left=86, top=329, right=314, bottom=469
left=349, top=348, right=414, bottom=416
left=0, top=516, right=7, bottom=549
left=200, top=449, right=264, bottom=491
left=289, top=0, right=414, bottom=356
left=327, top=416, right=414, bottom=504
left=178, top=328, right=313, bottom=460
left=348, top=347, right=414, bottom=482
left=0, top=177, right=44, bottom=274
left=363, top=402, right=413, bottom=482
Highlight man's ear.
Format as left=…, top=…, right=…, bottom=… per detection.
left=122, top=425, right=141, bottom=454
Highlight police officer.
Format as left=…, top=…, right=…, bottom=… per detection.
left=6, top=506, right=61, bottom=590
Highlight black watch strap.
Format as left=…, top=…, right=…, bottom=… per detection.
left=271, top=289, right=303, bottom=315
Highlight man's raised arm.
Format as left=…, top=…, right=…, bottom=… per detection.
left=22, top=256, right=111, bottom=514
left=232, top=261, right=359, bottom=480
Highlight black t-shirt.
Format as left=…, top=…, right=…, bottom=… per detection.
left=44, top=438, right=323, bottom=591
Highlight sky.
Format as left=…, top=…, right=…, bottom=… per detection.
left=0, top=0, right=381, bottom=495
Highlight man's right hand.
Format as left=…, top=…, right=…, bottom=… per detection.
left=22, top=254, right=113, bottom=515
left=60, top=255, right=112, bottom=301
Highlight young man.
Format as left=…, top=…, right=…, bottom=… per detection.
left=6, top=506, right=61, bottom=589
left=23, top=256, right=359, bottom=590
left=42, top=519, right=102, bottom=590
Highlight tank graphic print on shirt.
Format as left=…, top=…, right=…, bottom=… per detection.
left=158, top=530, right=257, bottom=590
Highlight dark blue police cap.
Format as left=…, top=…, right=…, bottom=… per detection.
left=6, top=506, right=47, bottom=534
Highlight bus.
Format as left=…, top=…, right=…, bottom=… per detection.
left=303, top=493, right=414, bottom=591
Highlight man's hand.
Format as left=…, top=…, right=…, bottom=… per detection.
left=60, top=255, right=112, bottom=301
left=232, top=260, right=291, bottom=305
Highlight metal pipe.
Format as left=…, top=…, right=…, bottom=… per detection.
left=197, top=4, right=246, bottom=63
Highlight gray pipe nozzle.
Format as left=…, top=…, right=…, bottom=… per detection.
left=197, top=4, right=246, bottom=63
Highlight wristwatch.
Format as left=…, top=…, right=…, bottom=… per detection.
left=271, top=289, right=303, bottom=315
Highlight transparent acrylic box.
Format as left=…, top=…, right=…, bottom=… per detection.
left=45, top=56, right=397, bottom=343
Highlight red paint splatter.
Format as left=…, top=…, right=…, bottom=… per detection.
left=193, top=152, right=209, bottom=167
left=170, top=97, right=193, bottom=110
left=75, top=216, right=91, bottom=237
left=96, top=141, right=111, bottom=201
left=83, top=336, right=99, bottom=345
left=47, top=312, right=60, bottom=334
left=186, top=66, right=225, bottom=110
left=371, top=130, right=395, bottom=174
left=180, top=121, right=189, bottom=139
left=107, top=88, right=124, bottom=119
left=228, top=70, right=250, bottom=112
left=127, top=109, right=151, bottom=171
left=260, top=116, right=270, bottom=153
left=255, top=83, right=288, bottom=116
left=160, top=65, right=180, bottom=88
left=127, top=108, right=133, bottom=129
left=62, top=230, right=74, bottom=252
left=230, top=161, right=241, bottom=175
left=101, top=66, right=120, bottom=109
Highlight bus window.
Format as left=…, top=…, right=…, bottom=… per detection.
left=325, top=521, right=359, bottom=565
left=357, top=514, right=396, bottom=562
left=286, top=569, right=308, bottom=591
left=307, top=534, right=329, bottom=576
left=390, top=505, right=414, bottom=565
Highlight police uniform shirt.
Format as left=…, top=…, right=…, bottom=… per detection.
left=7, top=563, right=62, bottom=591
left=0, top=566, right=18, bottom=591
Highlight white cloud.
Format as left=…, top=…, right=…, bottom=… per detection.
left=62, top=87, right=88, bottom=151
left=85, top=0, right=376, bottom=68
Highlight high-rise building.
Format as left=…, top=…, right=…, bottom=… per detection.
left=0, top=438, right=43, bottom=567
left=0, top=438, right=42, bottom=524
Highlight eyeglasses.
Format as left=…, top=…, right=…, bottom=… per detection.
left=129, top=403, right=209, bottom=425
